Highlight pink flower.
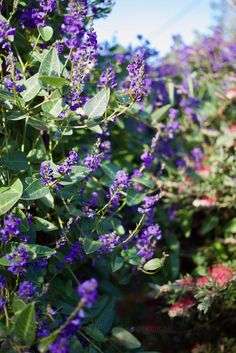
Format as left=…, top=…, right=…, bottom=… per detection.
left=197, top=264, right=234, bottom=287
left=196, top=165, right=211, bottom=178
left=168, top=296, right=195, bottom=317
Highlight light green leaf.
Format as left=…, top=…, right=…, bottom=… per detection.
left=224, top=218, right=236, bottom=233
left=84, top=88, right=110, bottom=120
left=26, top=244, right=56, bottom=258
left=39, top=76, right=66, bottom=88
left=12, top=303, right=36, bottom=346
left=33, top=217, right=58, bottom=232
left=21, top=73, right=41, bottom=102
left=151, top=104, right=171, bottom=123
left=84, top=237, right=102, bottom=254
left=112, top=327, right=141, bottom=349
left=40, top=192, right=54, bottom=208
left=143, top=258, right=162, bottom=271
left=21, top=178, right=49, bottom=200
left=39, top=47, right=60, bottom=78
left=38, top=26, right=53, bottom=41
left=12, top=298, right=27, bottom=315
left=0, top=178, right=23, bottom=216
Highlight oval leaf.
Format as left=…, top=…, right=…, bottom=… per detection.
left=84, top=88, right=110, bottom=120
left=0, top=178, right=23, bottom=216
left=12, top=303, right=36, bottom=346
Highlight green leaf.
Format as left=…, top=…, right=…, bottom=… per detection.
left=84, top=88, right=110, bottom=120
left=0, top=178, right=23, bottom=216
left=60, top=166, right=89, bottom=186
left=132, top=176, right=155, bottom=189
left=39, top=76, right=66, bottom=88
left=143, top=258, right=162, bottom=271
left=34, top=217, right=58, bottom=232
left=38, top=26, right=53, bottom=41
left=0, top=87, right=15, bottom=102
left=12, top=303, right=36, bottom=346
left=111, top=255, right=124, bottom=272
left=224, top=218, right=236, bottom=233
left=151, top=104, right=171, bottom=123
left=7, top=112, right=29, bottom=121
left=84, top=237, right=102, bottom=254
left=95, top=297, right=116, bottom=334
left=42, top=90, right=65, bottom=117
left=12, top=298, right=27, bottom=315
left=21, top=73, right=41, bottom=102
left=126, top=189, right=145, bottom=206
left=1, top=151, right=28, bottom=171
left=200, top=215, right=219, bottom=235
left=112, top=327, right=141, bottom=349
left=0, top=256, right=11, bottom=266
left=39, top=48, right=60, bottom=78
left=84, top=324, right=107, bottom=343
left=14, top=208, right=29, bottom=231
left=26, top=244, right=56, bottom=258
left=21, top=178, right=49, bottom=200
left=40, top=192, right=54, bottom=208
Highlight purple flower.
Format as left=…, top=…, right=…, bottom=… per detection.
left=61, top=0, right=87, bottom=49
left=20, top=0, right=56, bottom=29
left=98, top=67, right=117, bottom=88
left=0, top=297, right=7, bottom=312
left=140, top=151, right=155, bottom=169
left=49, top=338, right=69, bottom=353
left=65, top=241, right=83, bottom=264
left=0, top=213, right=22, bottom=243
left=0, top=275, right=6, bottom=291
left=191, top=147, right=203, bottom=166
left=57, top=149, right=79, bottom=175
left=40, top=162, right=55, bottom=186
left=18, top=281, right=36, bottom=300
left=127, top=54, right=146, bottom=101
left=98, top=231, right=120, bottom=253
left=135, top=224, right=162, bottom=264
left=4, top=51, right=24, bottom=93
left=108, top=170, right=131, bottom=208
left=77, top=278, right=98, bottom=308
left=169, top=108, right=179, bottom=119
left=0, top=18, right=16, bottom=49
left=138, top=194, right=159, bottom=214
left=83, top=153, right=103, bottom=172
left=6, top=245, right=29, bottom=276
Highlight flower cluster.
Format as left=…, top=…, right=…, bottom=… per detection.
left=57, top=149, right=79, bottom=175
left=18, top=281, right=36, bottom=300
left=77, top=278, right=98, bottom=308
left=98, top=67, right=117, bottom=88
left=135, top=224, right=162, bottom=265
left=0, top=18, right=16, bottom=49
left=127, top=54, right=146, bottom=101
left=0, top=213, right=22, bottom=243
left=6, top=245, right=29, bottom=276
left=98, top=231, right=120, bottom=253
left=108, top=170, right=131, bottom=208
left=20, top=0, right=57, bottom=29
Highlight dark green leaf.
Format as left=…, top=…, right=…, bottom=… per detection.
left=12, top=303, right=36, bottom=346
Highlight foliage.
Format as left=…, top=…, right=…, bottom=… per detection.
left=0, top=1, right=235, bottom=352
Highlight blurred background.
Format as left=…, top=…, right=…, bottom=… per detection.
left=94, top=0, right=234, bottom=54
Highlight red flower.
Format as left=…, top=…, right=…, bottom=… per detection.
left=197, top=264, right=234, bottom=287
left=168, top=296, right=195, bottom=317
left=177, top=276, right=195, bottom=286
left=196, top=165, right=211, bottom=178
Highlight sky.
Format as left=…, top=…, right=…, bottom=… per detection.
left=94, top=0, right=216, bottom=54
